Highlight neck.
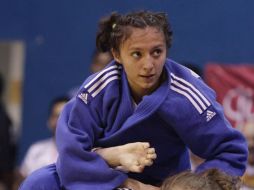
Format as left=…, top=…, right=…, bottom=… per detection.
left=131, top=71, right=166, bottom=104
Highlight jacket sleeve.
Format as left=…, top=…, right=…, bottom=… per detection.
left=55, top=97, right=127, bottom=190
left=163, top=76, right=248, bottom=176
left=189, top=101, right=247, bottom=176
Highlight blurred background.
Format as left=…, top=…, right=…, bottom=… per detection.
left=0, top=0, right=254, bottom=189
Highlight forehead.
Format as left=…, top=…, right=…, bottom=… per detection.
left=121, top=26, right=166, bottom=50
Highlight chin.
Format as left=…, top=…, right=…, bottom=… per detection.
left=142, top=84, right=157, bottom=93
left=141, top=82, right=153, bottom=87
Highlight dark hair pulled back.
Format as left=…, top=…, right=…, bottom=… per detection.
left=96, top=10, right=173, bottom=54
left=161, top=168, right=242, bottom=190
left=201, top=169, right=242, bottom=190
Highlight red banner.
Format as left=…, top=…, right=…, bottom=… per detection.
left=204, top=63, right=254, bottom=130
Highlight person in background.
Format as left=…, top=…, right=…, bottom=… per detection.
left=241, top=121, right=254, bottom=190
left=90, top=50, right=113, bottom=73
left=68, top=50, right=113, bottom=98
left=0, top=73, right=16, bottom=190
left=19, top=10, right=247, bottom=190
left=16, top=96, right=69, bottom=184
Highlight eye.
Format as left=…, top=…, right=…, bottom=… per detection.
left=152, top=49, right=162, bottom=57
left=131, top=51, right=142, bottom=59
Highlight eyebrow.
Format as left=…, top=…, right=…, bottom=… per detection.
left=128, top=44, right=165, bottom=51
left=151, top=45, right=165, bottom=49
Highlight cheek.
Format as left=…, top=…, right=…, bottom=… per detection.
left=125, top=61, right=140, bottom=72
left=126, top=67, right=138, bottom=78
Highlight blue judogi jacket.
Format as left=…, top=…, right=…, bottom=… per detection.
left=55, top=59, right=247, bottom=190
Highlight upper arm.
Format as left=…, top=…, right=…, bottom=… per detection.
left=55, top=96, right=127, bottom=189
left=163, top=71, right=248, bottom=175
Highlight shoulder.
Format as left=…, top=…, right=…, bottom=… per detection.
left=165, top=59, right=202, bottom=81
left=158, top=59, right=225, bottom=128
left=77, top=61, right=122, bottom=105
left=164, top=59, right=216, bottom=117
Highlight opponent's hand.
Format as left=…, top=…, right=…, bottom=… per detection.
left=117, top=142, right=157, bottom=173
left=95, top=142, right=157, bottom=173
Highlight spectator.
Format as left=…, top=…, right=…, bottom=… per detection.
left=242, top=121, right=254, bottom=189
left=68, top=50, right=113, bottom=98
left=90, top=50, right=113, bottom=73
left=18, top=96, right=69, bottom=178
left=0, top=73, right=16, bottom=190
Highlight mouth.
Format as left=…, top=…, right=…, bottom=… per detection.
left=140, top=74, right=155, bottom=78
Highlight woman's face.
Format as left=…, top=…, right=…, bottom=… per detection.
left=113, top=26, right=167, bottom=99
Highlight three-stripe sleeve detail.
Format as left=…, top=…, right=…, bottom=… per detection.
left=170, top=73, right=211, bottom=114
left=84, top=65, right=121, bottom=98
left=91, top=75, right=120, bottom=97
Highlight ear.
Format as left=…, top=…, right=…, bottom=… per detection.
left=111, top=48, right=121, bottom=64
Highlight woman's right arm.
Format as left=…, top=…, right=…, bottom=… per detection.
left=55, top=98, right=128, bottom=190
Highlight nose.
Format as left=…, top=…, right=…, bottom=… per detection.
left=143, top=55, right=154, bottom=71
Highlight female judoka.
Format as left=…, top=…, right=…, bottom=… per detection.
left=19, top=10, right=247, bottom=190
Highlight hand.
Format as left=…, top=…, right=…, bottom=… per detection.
left=95, top=142, right=157, bottom=173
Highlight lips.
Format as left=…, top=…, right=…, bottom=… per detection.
left=139, top=75, right=156, bottom=84
left=140, top=74, right=155, bottom=78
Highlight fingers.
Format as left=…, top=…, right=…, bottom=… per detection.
left=138, top=150, right=157, bottom=167
left=117, top=142, right=157, bottom=173
left=143, top=159, right=153, bottom=166
left=143, top=147, right=157, bottom=167
left=147, top=148, right=155, bottom=154
left=141, top=142, right=150, bottom=149
left=147, top=152, right=157, bottom=160
left=146, top=148, right=157, bottom=161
